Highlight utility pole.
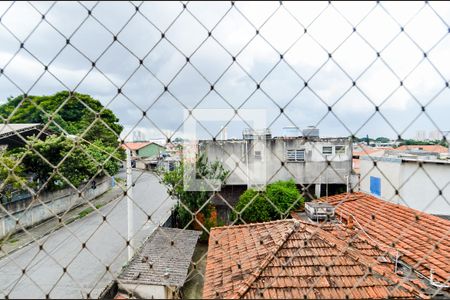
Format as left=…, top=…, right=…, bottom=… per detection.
left=126, top=148, right=134, bottom=260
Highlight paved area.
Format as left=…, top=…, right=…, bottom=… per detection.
left=0, top=171, right=176, bottom=299
left=0, top=185, right=123, bottom=258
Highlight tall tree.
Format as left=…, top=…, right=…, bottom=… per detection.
left=0, top=91, right=123, bottom=147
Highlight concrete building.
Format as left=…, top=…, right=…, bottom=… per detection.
left=360, top=149, right=450, bottom=218
left=199, top=130, right=352, bottom=222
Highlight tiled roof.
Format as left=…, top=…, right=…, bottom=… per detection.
left=395, top=145, right=448, bottom=153
left=203, top=220, right=422, bottom=299
left=121, top=142, right=151, bottom=151
left=319, top=192, right=450, bottom=284
left=353, top=146, right=391, bottom=157
left=118, top=227, right=200, bottom=288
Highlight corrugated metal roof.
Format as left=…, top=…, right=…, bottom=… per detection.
left=0, top=123, right=42, bottom=137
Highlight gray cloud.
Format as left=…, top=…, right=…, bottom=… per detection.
left=0, top=1, right=449, bottom=141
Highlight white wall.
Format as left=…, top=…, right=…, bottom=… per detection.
left=360, top=158, right=450, bottom=216
left=120, top=283, right=169, bottom=299
left=0, top=177, right=112, bottom=238
left=201, top=138, right=352, bottom=186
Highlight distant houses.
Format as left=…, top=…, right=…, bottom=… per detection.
left=121, top=141, right=166, bottom=170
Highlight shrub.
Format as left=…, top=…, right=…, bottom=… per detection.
left=233, top=179, right=303, bottom=224
left=233, top=189, right=272, bottom=223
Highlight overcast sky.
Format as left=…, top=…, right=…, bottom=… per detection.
left=0, top=1, right=449, bottom=141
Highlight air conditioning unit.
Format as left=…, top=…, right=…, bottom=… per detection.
left=305, top=202, right=335, bottom=221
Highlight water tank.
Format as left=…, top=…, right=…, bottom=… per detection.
left=282, top=126, right=301, bottom=138
left=242, top=128, right=271, bottom=140
left=302, top=126, right=319, bottom=138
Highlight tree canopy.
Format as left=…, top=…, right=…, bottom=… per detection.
left=0, top=91, right=124, bottom=196
left=15, top=135, right=122, bottom=190
left=0, top=91, right=123, bottom=147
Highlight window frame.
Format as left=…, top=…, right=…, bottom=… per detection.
left=335, top=145, right=346, bottom=154
left=287, top=149, right=305, bottom=162
left=254, top=150, right=262, bottom=160
left=322, top=146, right=333, bottom=155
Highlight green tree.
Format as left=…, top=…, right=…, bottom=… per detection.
left=18, top=135, right=122, bottom=191
left=375, top=137, right=390, bottom=143
left=233, top=179, right=303, bottom=224
left=162, top=153, right=229, bottom=231
left=0, top=152, right=27, bottom=198
left=0, top=91, right=123, bottom=147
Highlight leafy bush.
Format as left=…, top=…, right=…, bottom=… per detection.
left=233, top=189, right=272, bottom=223
left=162, top=153, right=229, bottom=230
left=233, top=179, right=303, bottom=224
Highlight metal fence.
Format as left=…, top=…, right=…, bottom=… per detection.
left=0, top=1, right=449, bottom=299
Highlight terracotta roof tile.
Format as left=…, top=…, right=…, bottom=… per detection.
left=395, top=145, right=448, bottom=153
left=318, top=192, right=450, bottom=284
left=203, top=220, right=423, bottom=299
left=121, top=142, right=151, bottom=151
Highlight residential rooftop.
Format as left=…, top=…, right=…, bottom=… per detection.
left=203, top=219, right=425, bottom=299
left=0, top=123, right=42, bottom=136
left=121, top=141, right=152, bottom=151
left=317, top=192, right=450, bottom=286
left=395, top=145, right=449, bottom=154
left=117, top=227, right=200, bottom=288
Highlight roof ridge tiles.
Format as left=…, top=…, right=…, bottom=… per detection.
left=319, top=192, right=450, bottom=284
left=302, top=224, right=426, bottom=298
left=211, top=219, right=296, bottom=232
left=229, top=220, right=301, bottom=299
left=339, top=208, right=449, bottom=279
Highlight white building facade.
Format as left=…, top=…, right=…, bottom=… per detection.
left=360, top=152, right=450, bottom=217
left=200, top=136, right=353, bottom=198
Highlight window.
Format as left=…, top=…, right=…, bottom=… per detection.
left=287, top=149, right=305, bottom=162
left=370, top=176, right=381, bottom=196
left=322, top=146, right=333, bottom=155
left=335, top=145, right=346, bottom=154
left=254, top=150, right=262, bottom=160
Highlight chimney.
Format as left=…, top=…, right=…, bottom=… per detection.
left=347, top=215, right=354, bottom=230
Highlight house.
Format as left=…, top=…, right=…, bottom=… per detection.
left=122, top=142, right=166, bottom=169
left=199, top=128, right=352, bottom=222
left=203, top=219, right=426, bottom=299
left=352, top=144, right=393, bottom=175
left=0, top=123, right=48, bottom=149
left=318, top=192, right=450, bottom=294
left=359, top=149, right=450, bottom=217
left=395, top=144, right=448, bottom=153
left=102, top=227, right=200, bottom=299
